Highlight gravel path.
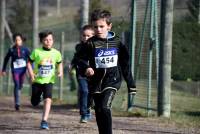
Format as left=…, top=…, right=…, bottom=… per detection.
left=0, top=96, right=199, bottom=134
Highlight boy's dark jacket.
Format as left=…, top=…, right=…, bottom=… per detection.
left=78, top=31, right=136, bottom=93
left=71, top=42, right=87, bottom=78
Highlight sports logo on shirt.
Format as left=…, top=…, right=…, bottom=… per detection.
left=95, top=48, right=118, bottom=68
left=38, top=58, right=53, bottom=77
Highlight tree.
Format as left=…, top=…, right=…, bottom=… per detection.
left=89, top=0, right=111, bottom=15
left=8, top=0, right=32, bottom=34
left=172, top=22, right=200, bottom=80
left=80, top=0, right=89, bottom=27
left=74, top=0, right=111, bottom=30
left=32, top=0, right=39, bottom=49
left=187, top=0, right=200, bottom=23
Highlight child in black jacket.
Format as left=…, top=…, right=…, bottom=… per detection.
left=79, top=9, right=136, bottom=134
left=70, top=25, right=95, bottom=123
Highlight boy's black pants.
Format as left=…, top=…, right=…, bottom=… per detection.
left=93, top=89, right=116, bottom=134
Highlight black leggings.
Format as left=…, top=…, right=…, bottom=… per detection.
left=93, top=89, right=116, bottom=134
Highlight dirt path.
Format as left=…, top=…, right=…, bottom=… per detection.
left=0, top=96, right=198, bottom=134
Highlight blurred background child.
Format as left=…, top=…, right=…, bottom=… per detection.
left=70, top=25, right=94, bottom=123
left=1, top=33, right=30, bottom=111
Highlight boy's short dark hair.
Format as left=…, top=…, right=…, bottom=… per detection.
left=81, top=25, right=94, bottom=33
left=39, top=30, right=53, bottom=43
left=90, top=9, right=112, bottom=25
left=13, top=33, right=26, bottom=42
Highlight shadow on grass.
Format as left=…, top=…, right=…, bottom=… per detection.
left=185, top=111, right=200, bottom=116
left=112, top=104, right=158, bottom=118
left=51, top=104, right=78, bottom=110
left=51, top=104, right=79, bottom=115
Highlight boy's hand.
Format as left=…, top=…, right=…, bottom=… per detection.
left=29, top=72, right=35, bottom=83
left=30, top=74, right=35, bottom=83
left=57, top=72, right=63, bottom=77
left=128, top=88, right=137, bottom=95
left=68, top=64, right=72, bottom=73
left=85, top=68, right=94, bottom=76
left=1, top=71, right=6, bottom=76
left=57, top=62, right=63, bottom=78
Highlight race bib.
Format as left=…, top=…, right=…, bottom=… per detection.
left=38, top=65, right=53, bottom=77
left=95, top=48, right=118, bottom=68
left=13, top=59, right=26, bottom=69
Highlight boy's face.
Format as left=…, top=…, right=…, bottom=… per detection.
left=15, top=36, right=23, bottom=46
left=42, top=34, right=54, bottom=49
left=93, top=18, right=112, bottom=39
left=81, top=29, right=94, bottom=43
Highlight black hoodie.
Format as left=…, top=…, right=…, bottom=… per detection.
left=79, top=31, right=136, bottom=93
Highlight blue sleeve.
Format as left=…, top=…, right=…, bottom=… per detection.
left=26, top=47, right=31, bottom=59
left=2, top=48, right=12, bottom=72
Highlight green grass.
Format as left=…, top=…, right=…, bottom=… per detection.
left=172, top=90, right=200, bottom=111
left=39, top=7, right=79, bottom=28
left=170, top=90, right=200, bottom=127
left=112, top=82, right=200, bottom=128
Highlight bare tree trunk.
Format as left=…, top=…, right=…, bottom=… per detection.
left=32, top=0, right=39, bottom=49
left=57, top=0, right=61, bottom=16
left=80, top=0, right=89, bottom=28
left=4, top=20, right=13, bottom=44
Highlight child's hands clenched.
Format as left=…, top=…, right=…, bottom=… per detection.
left=85, top=68, right=94, bottom=76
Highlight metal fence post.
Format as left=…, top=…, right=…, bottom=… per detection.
left=158, top=0, right=174, bottom=117
left=128, top=0, right=137, bottom=110
left=0, top=0, right=6, bottom=93
left=58, top=32, right=65, bottom=100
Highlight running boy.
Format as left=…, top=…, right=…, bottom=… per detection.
left=27, top=30, right=63, bottom=129
left=1, top=33, right=30, bottom=111
left=79, top=9, right=137, bottom=134
left=70, top=25, right=94, bottom=123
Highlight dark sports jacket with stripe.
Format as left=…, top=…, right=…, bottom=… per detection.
left=79, top=31, right=136, bottom=94
left=2, top=45, right=30, bottom=73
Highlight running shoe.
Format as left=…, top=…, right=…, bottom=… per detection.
left=40, top=120, right=49, bottom=130
left=15, top=104, right=20, bottom=111
left=80, top=115, right=87, bottom=123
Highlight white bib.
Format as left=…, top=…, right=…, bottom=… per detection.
left=38, top=65, right=53, bottom=77
left=95, top=48, right=118, bottom=68
left=13, top=59, right=26, bottom=69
